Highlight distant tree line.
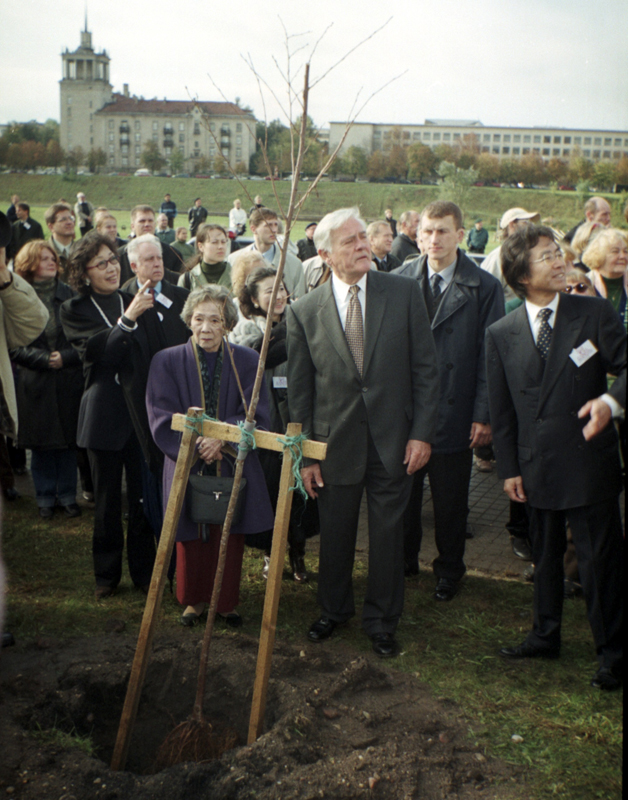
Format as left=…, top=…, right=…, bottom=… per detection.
left=0, top=120, right=108, bottom=174
left=328, top=128, right=628, bottom=191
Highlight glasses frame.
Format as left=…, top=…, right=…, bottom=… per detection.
left=86, top=254, right=120, bottom=272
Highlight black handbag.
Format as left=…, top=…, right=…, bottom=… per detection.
left=186, top=472, right=248, bottom=527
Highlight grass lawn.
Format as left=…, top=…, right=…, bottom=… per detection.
left=1, top=494, right=622, bottom=800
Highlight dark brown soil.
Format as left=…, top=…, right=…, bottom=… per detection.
left=0, top=631, right=529, bottom=799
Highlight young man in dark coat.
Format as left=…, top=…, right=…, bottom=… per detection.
left=7, top=203, right=44, bottom=261
left=394, top=201, right=504, bottom=600
left=188, top=198, right=209, bottom=237
left=486, top=224, right=625, bottom=691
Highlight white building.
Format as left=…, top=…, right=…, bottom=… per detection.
left=329, top=119, right=628, bottom=163
left=59, top=24, right=256, bottom=172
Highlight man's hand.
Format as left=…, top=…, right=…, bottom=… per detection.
left=469, top=422, right=492, bottom=448
left=403, top=439, right=431, bottom=475
left=504, top=476, right=527, bottom=503
left=125, top=279, right=154, bottom=321
left=49, top=351, right=63, bottom=370
left=301, top=464, right=324, bottom=499
left=578, top=398, right=612, bottom=441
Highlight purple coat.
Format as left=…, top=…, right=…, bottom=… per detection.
left=146, top=338, right=274, bottom=541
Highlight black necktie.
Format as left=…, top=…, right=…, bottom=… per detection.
left=430, top=273, right=443, bottom=300
left=536, top=308, right=553, bottom=361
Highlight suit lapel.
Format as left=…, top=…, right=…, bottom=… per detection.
left=316, top=281, right=361, bottom=378
left=432, top=280, right=466, bottom=328
left=538, top=296, right=586, bottom=410
left=363, top=272, right=386, bottom=376
left=510, top=304, right=545, bottom=385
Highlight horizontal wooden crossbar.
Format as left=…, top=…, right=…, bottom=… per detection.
left=171, top=411, right=327, bottom=461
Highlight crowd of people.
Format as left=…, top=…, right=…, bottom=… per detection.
left=0, top=187, right=625, bottom=692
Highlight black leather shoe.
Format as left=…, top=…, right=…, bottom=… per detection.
left=511, top=536, right=533, bottom=561
left=307, top=617, right=337, bottom=642
left=217, top=611, right=243, bottom=628
left=371, top=632, right=398, bottom=658
left=38, top=507, right=54, bottom=519
left=591, top=666, right=622, bottom=691
left=180, top=609, right=206, bottom=627
left=95, top=585, right=116, bottom=600
left=289, top=550, right=309, bottom=583
left=499, top=641, right=560, bottom=659
left=434, top=578, right=458, bottom=601
left=3, top=487, right=20, bottom=501
left=63, top=503, right=82, bottom=518
left=404, top=560, right=419, bottom=577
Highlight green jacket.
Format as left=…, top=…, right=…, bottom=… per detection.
left=177, top=261, right=232, bottom=291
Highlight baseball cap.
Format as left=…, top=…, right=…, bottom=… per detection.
left=500, top=208, right=540, bottom=229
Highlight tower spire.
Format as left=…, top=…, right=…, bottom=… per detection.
left=84, top=5, right=88, bottom=32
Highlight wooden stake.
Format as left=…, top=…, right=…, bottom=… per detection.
left=110, top=407, right=203, bottom=771
left=248, top=422, right=301, bottom=744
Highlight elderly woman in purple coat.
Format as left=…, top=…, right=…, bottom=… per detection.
left=146, top=284, right=274, bottom=627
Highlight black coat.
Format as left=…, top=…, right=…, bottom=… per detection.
left=393, top=250, right=505, bottom=453
left=372, top=253, right=401, bottom=272
left=117, top=240, right=182, bottom=285
left=10, top=279, right=83, bottom=449
left=297, top=237, right=317, bottom=262
left=6, top=218, right=45, bottom=261
left=390, top=233, right=419, bottom=263
left=486, top=294, right=626, bottom=510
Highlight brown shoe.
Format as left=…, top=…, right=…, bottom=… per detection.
left=95, top=586, right=115, bottom=600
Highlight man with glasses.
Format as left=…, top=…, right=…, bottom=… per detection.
left=486, top=224, right=625, bottom=692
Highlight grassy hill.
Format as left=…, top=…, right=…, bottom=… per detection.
left=2, top=174, right=626, bottom=239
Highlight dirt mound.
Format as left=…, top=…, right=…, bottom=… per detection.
left=0, top=632, right=527, bottom=799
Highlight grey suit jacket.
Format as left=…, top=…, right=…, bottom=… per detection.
left=486, top=294, right=626, bottom=510
left=286, top=270, right=440, bottom=484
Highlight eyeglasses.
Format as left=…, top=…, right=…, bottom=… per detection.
left=87, top=254, right=119, bottom=271
left=56, top=215, right=75, bottom=224
left=533, top=249, right=564, bottom=266
left=564, top=283, right=589, bottom=294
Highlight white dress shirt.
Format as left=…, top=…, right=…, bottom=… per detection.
left=331, top=272, right=367, bottom=330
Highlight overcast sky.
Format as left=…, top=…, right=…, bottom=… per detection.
left=1, top=0, right=627, bottom=132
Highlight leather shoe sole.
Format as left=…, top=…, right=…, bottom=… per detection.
left=511, top=536, right=533, bottom=561
left=499, top=642, right=560, bottom=660
left=371, top=632, right=398, bottom=658
left=180, top=610, right=206, bottom=627
left=95, top=586, right=116, bottom=600
left=307, top=617, right=337, bottom=642
left=591, top=667, right=622, bottom=691
left=434, top=579, right=458, bottom=601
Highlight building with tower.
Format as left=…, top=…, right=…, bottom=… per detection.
left=59, top=22, right=256, bottom=173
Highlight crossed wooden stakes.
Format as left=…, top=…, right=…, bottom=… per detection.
left=110, top=407, right=327, bottom=771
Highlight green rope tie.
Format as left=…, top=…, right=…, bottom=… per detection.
left=237, top=420, right=257, bottom=460
left=183, top=412, right=218, bottom=432
left=276, top=432, right=309, bottom=502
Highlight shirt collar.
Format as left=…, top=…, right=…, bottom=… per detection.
left=525, top=292, right=560, bottom=324
left=427, top=257, right=457, bottom=286
left=331, top=270, right=368, bottom=299
left=137, top=279, right=163, bottom=295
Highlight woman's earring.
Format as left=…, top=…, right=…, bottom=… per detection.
left=85, top=277, right=91, bottom=285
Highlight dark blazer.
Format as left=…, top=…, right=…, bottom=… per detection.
left=486, top=294, right=626, bottom=510
left=390, top=233, right=419, bottom=263
left=394, top=250, right=505, bottom=453
left=286, top=270, right=440, bottom=484
left=372, top=252, right=401, bottom=273
left=297, top=237, right=318, bottom=262
left=7, top=218, right=44, bottom=260
left=10, top=279, right=83, bottom=449
left=60, top=291, right=137, bottom=451
left=117, top=240, right=182, bottom=285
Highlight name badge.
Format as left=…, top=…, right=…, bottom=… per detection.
left=272, top=376, right=288, bottom=389
left=156, top=292, right=173, bottom=308
left=569, top=339, right=598, bottom=367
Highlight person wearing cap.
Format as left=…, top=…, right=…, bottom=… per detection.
left=467, top=219, right=489, bottom=254
left=297, top=222, right=318, bottom=262
left=481, top=208, right=540, bottom=302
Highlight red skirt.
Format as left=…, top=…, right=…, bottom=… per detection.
left=176, top=527, right=245, bottom=612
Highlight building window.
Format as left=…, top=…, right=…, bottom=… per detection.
left=493, top=134, right=501, bottom=142
left=522, top=147, right=530, bottom=155
left=67, top=107, right=72, bottom=117
left=236, top=148, right=242, bottom=158
left=165, top=147, right=172, bottom=156
left=122, top=157, right=128, bottom=167
left=594, top=137, right=602, bottom=145
left=135, top=120, right=141, bottom=130
left=236, top=123, right=242, bottom=132
left=534, top=135, right=541, bottom=143
left=514, top=134, right=521, bottom=143
left=492, top=147, right=499, bottom=154
left=109, top=133, right=114, bottom=142
left=433, top=133, right=441, bottom=141
left=135, top=145, right=141, bottom=154
left=604, top=137, right=611, bottom=146
left=504, top=134, right=511, bottom=143
left=552, top=148, right=560, bottom=156
left=153, top=121, right=158, bottom=131
left=179, top=133, right=184, bottom=142
left=179, top=122, right=185, bottom=131
left=502, top=146, right=510, bottom=154
left=383, top=131, right=390, bottom=139
left=513, top=147, right=520, bottom=155
left=543, top=135, right=551, bottom=143
left=592, top=150, right=600, bottom=158
left=563, top=149, right=570, bottom=156
left=542, top=148, right=550, bottom=156
left=403, top=131, right=411, bottom=140
left=193, top=150, right=200, bottom=157
left=179, top=145, right=184, bottom=153
left=90, top=137, right=93, bottom=145
left=453, top=133, right=460, bottom=140
left=603, top=150, right=611, bottom=158
left=135, top=133, right=141, bottom=141
left=194, top=141, right=199, bottom=149
left=209, top=123, right=216, bottom=131
left=443, top=133, right=451, bottom=141
left=194, top=123, right=201, bottom=135
left=583, top=149, right=591, bottom=157
left=152, top=133, right=158, bottom=142
left=574, top=137, right=581, bottom=145
left=423, top=132, right=431, bottom=140
left=584, top=137, right=592, bottom=145
left=121, top=145, right=129, bottom=154
left=481, top=146, right=489, bottom=153
left=613, top=151, right=621, bottom=159
left=553, top=136, right=561, bottom=144
left=564, top=136, right=571, bottom=144
left=109, top=144, right=114, bottom=153
left=413, top=132, right=421, bottom=139
left=236, top=136, right=242, bottom=144
left=483, top=134, right=490, bottom=142
left=136, top=158, right=141, bottom=166
left=209, top=147, right=215, bottom=156
left=109, top=119, right=114, bottom=129
left=533, top=147, right=540, bottom=155
left=614, top=138, right=621, bottom=147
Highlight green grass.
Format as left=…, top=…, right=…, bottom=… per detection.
left=32, top=722, right=98, bottom=758
left=2, top=494, right=622, bottom=799
left=3, top=174, right=627, bottom=240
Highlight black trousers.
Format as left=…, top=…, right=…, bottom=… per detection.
left=403, top=449, right=473, bottom=582
left=526, top=499, right=623, bottom=669
left=87, top=433, right=155, bottom=589
left=316, top=432, right=411, bottom=636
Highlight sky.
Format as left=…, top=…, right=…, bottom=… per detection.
left=1, top=0, right=627, bottom=132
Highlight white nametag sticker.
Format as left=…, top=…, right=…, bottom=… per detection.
left=569, top=339, right=598, bottom=367
left=156, top=292, right=173, bottom=308
left=157, top=311, right=164, bottom=322
left=272, top=376, right=288, bottom=389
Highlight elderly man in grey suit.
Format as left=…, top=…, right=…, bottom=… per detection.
left=286, top=207, right=440, bottom=657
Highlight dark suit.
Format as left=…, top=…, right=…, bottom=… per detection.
left=486, top=294, right=625, bottom=669
left=394, top=251, right=505, bottom=580
left=6, top=218, right=44, bottom=260
left=390, top=233, right=419, bottom=263
left=117, top=240, right=181, bottom=286
left=287, top=271, right=439, bottom=634
left=372, top=253, right=401, bottom=273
